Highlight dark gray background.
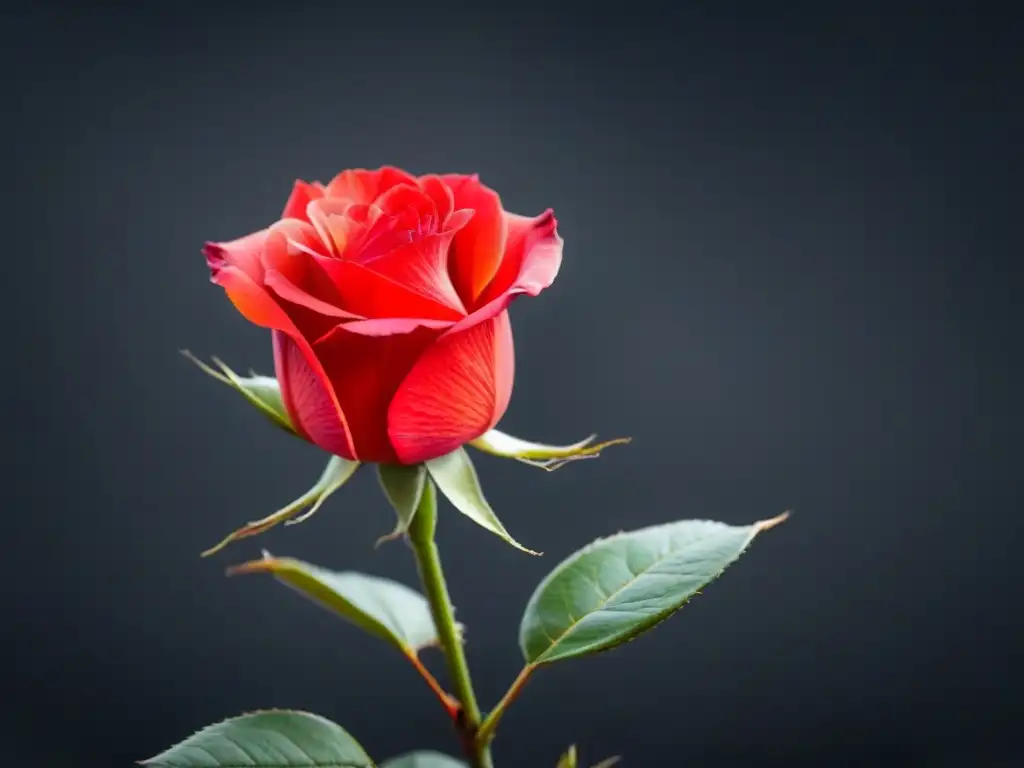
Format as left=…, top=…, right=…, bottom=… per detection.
left=5, top=3, right=1022, bottom=766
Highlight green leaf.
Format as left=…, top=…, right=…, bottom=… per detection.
left=202, top=456, right=360, bottom=557
left=470, top=429, right=631, bottom=471
left=376, top=463, right=427, bottom=545
left=141, top=709, right=373, bottom=767
left=228, top=553, right=448, bottom=655
left=425, top=448, right=539, bottom=555
left=183, top=351, right=296, bottom=436
left=380, top=752, right=467, bottom=768
left=519, top=513, right=789, bottom=665
left=590, top=759, right=621, bottom=768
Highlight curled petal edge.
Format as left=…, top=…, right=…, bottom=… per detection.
left=201, top=456, right=360, bottom=557
left=469, top=428, right=632, bottom=471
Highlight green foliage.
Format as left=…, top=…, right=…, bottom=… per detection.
left=377, top=463, right=428, bottom=544
left=228, top=554, right=451, bottom=655
left=519, top=514, right=788, bottom=664
left=183, top=351, right=295, bottom=435
left=380, top=752, right=467, bottom=768
left=202, top=456, right=360, bottom=556
left=141, top=710, right=372, bottom=767
left=426, top=448, right=538, bottom=554
left=470, top=429, right=631, bottom=471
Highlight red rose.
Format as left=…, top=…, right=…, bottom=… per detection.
left=204, top=166, right=562, bottom=465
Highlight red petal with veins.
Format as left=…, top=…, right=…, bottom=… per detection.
left=357, top=214, right=471, bottom=316
left=280, top=322, right=444, bottom=462
left=442, top=174, right=508, bottom=307
left=317, top=257, right=464, bottom=323
left=387, top=310, right=514, bottom=464
left=463, top=209, right=564, bottom=329
left=209, top=264, right=356, bottom=457
left=360, top=236, right=466, bottom=314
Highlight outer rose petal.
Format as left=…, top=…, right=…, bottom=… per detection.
left=442, top=174, right=508, bottom=307
left=477, top=209, right=562, bottom=307
left=273, top=331, right=358, bottom=459
left=209, top=262, right=356, bottom=458
left=388, top=310, right=515, bottom=464
left=281, top=180, right=325, bottom=222
left=204, top=229, right=268, bottom=283
left=261, top=220, right=354, bottom=318
left=460, top=209, right=564, bottom=331
left=278, top=323, right=444, bottom=462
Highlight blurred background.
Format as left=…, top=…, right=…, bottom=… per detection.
left=5, top=3, right=1021, bottom=766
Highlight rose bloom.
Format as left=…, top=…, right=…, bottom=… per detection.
left=204, top=167, right=562, bottom=465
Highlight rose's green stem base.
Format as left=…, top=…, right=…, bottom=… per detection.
left=408, top=480, right=494, bottom=768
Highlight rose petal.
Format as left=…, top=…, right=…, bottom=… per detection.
left=317, top=257, right=465, bottom=323
left=281, top=180, right=325, bottom=222
left=478, top=209, right=562, bottom=306
left=358, top=230, right=468, bottom=316
left=458, top=209, right=563, bottom=331
left=349, top=184, right=440, bottom=263
left=374, top=183, right=438, bottom=224
left=265, top=269, right=362, bottom=320
left=204, top=229, right=268, bottom=283
left=298, top=322, right=444, bottom=462
left=262, top=220, right=336, bottom=292
left=306, top=197, right=363, bottom=256
left=210, top=263, right=356, bottom=457
left=321, top=317, right=455, bottom=338
left=418, top=174, right=454, bottom=225
left=262, top=225, right=360, bottom=322
left=324, top=165, right=419, bottom=204
left=442, top=174, right=508, bottom=307
left=274, top=331, right=360, bottom=460
left=388, top=309, right=514, bottom=464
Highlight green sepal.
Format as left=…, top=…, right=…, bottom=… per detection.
left=202, top=456, right=360, bottom=557
left=228, top=552, right=459, bottom=655
left=556, top=745, right=620, bottom=768
left=426, top=447, right=539, bottom=555
left=182, top=350, right=296, bottom=436
left=381, top=752, right=467, bottom=768
left=470, top=428, right=631, bottom=471
left=556, top=745, right=578, bottom=768
left=376, top=463, right=427, bottom=546
left=519, top=513, right=789, bottom=665
left=140, top=709, right=373, bottom=767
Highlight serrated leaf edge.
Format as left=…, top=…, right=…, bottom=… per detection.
left=139, top=708, right=372, bottom=767
left=524, top=513, right=790, bottom=664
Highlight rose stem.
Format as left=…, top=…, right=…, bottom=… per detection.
left=407, top=479, right=494, bottom=768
